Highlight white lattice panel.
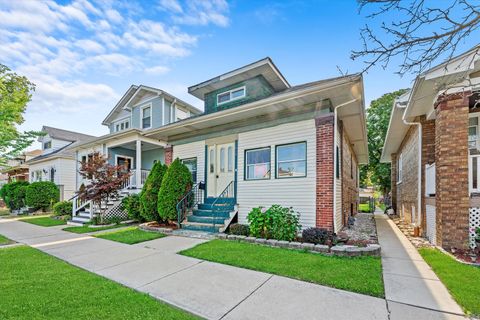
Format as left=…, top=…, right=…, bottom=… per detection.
left=470, top=207, right=480, bottom=249
left=103, top=201, right=128, bottom=221
left=426, top=205, right=436, bottom=245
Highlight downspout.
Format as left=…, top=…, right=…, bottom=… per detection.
left=402, top=114, right=422, bottom=227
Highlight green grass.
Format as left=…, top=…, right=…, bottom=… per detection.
left=0, top=208, right=10, bottom=216
left=63, top=224, right=126, bottom=234
left=419, top=248, right=480, bottom=317
left=180, top=239, right=384, bottom=297
left=95, top=227, right=166, bottom=244
left=359, top=203, right=371, bottom=213
left=19, top=216, right=66, bottom=227
left=0, top=234, right=12, bottom=245
left=0, top=246, right=198, bottom=319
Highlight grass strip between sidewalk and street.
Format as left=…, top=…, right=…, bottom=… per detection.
left=0, top=246, right=198, bottom=319
left=94, top=226, right=166, bottom=244
left=180, top=239, right=384, bottom=297
left=419, top=248, right=480, bottom=317
left=0, top=234, right=12, bottom=245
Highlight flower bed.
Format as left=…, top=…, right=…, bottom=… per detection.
left=139, top=221, right=178, bottom=234
left=217, top=233, right=381, bottom=257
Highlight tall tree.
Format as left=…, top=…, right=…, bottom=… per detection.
left=0, top=64, right=41, bottom=166
left=353, top=0, right=480, bottom=75
left=360, top=89, right=408, bottom=194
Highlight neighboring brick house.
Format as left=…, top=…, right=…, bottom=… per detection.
left=382, top=45, right=480, bottom=250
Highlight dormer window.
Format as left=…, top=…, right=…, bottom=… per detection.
left=217, top=86, right=246, bottom=105
left=43, top=141, right=52, bottom=149
left=142, top=105, right=152, bottom=129
left=114, top=119, right=130, bottom=132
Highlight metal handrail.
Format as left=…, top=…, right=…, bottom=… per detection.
left=211, top=181, right=235, bottom=230
left=176, top=182, right=204, bottom=227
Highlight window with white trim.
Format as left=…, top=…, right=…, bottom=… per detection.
left=245, top=147, right=270, bottom=180
left=217, top=87, right=246, bottom=105
left=469, top=116, right=478, bottom=149
left=397, top=153, right=403, bottom=183
left=114, top=119, right=130, bottom=132
left=142, top=106, right=151, bottom=129
left=43, top=141, right=52, bottom=149
left=276, top=142, right=307, bottom=178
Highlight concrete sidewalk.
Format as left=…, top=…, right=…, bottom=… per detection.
left=375, top=213, right=465, bottom=319
left=0, top=217, right=466, bottom=320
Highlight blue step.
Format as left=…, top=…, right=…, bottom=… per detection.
left=181, top=222, right=220, bottom=233
left=204, top=197, right=235, bottom=204
left=192, top=209, right=230, bottom=218
left=198, top=203, right=234, bottom=211
left=187, top=215, right=227, bottom=224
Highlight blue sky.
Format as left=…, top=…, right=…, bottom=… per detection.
left=1, top=0, right=477, bottom=142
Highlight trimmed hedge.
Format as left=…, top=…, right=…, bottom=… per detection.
left=229, top=224, right=250, bottom=236
left=25, top=181, right=59, bottom=211
left=302, top=227, right=336, bottom=245
left=122, top=194, right=142, bottom=221
left=53, top=201, right=72, bottom=216
left=0, top=181, right=29, bottom=210
left=157, top=159, right=193, bottom=222
left=140, top=162, right=167, bottom=222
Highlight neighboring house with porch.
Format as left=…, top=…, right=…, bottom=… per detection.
left=27, top=126, right=96, bottom=201
left=381, top=45, right=480, bottom=250
left=70, top=58, right=368, bottom=231
left=1, top=150, right=42, bottom=185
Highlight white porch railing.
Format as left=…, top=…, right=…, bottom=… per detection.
left=141, top=169, right=149, bottom=185
left=425, top=163, right=436, bottom=196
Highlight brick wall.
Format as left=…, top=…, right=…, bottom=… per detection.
left=341, top=127, right=359, bottom=225
left=165, top=146, right=173, bottom=165
left=435, top=93, right=470, bottom=249
left=315, top=114, right=334, bottom=230
left=396, top=124, right=419, bottom=223
left=421, top=118, right=435, bottom=233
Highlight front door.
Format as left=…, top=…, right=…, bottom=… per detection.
left=116, top=156, right=133, bottom=172
left=207, top=142, right=235, bottom=197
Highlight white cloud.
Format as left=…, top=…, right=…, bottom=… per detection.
left=158, top=0, right=183, bottom=13
left=105, top=9, right=123, bottom=24
left=75, top=39, right=105, bottom=53
left=144, top=65, right=170, bottom=75
left=159, top=0, right=229, bottom=27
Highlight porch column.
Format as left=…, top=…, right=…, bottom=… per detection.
left=136, top=140, right=142, bottom=188
left=435, top=92, right=470, bottom=249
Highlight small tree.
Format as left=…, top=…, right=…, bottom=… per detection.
left=76, top=152, right=131, bottom=223
left=140, top=162, right=167, bottom=222
left=157, top=158, right=193, bottom=222
left=25, top=181, right=59, bottom=211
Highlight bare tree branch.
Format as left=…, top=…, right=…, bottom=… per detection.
left=353, top=0, right=480, bottom=76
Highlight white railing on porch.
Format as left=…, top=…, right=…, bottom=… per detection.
left=141, top=169, right=149, bottom=185
left=425, top=163, right=435, bottom=196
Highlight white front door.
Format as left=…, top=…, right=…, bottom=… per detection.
left=207, top=142, right=235, bottom=197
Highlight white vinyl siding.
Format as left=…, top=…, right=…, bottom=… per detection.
left=28, top=158, right=76, bottom=200
left=237, top=119, right=317, bottom=229
left=173, top=140, right=206, bottom=184
left=334, top=124, right=342, bottom=232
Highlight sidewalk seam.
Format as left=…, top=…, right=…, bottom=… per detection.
left=386, top=299, right=465, bottom=317
left=135, top=260, right=205, bottom=290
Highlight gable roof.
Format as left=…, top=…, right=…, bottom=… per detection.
left=102, top=85, right=138, bottom=125
left=188, top=57, right=290, bottom=100
left=41, top=126, right=96, bottom=142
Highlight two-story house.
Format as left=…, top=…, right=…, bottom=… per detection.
left=27, top=126, right=96, bottom=200
left=1, top=150, right=42, bottom=185
left=71, top=58, right=368, bottom=232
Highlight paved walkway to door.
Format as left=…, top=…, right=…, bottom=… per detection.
left=0, top=216, right=467, bottom=320
left=375, top=212, right=465, bottom=319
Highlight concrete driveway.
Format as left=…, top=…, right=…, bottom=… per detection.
left=0, top=217, right=466, bottom=320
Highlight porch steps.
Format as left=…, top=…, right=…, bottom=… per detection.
left=181, top=197, right=236, bottom=233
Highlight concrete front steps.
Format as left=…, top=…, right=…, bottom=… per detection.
left=181, top=197, right=236, bottom=233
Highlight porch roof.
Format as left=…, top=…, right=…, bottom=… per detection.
left=145, top=74, right=369, bottom=164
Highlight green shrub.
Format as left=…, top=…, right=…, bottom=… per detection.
left=25, top=181, right=59, bottom=211
left=122, top=194, right=142, bottom=221
left=157, top=158, right=193, bottom=222
left=53, top=201, right=72, bottom=216
left=229, top=224, right=250, bottom=236
left=247, top=204, right=301, bottom=241
left=0, top=181, right=29, bottom=210
left=140, top=162, right=167, bottom=222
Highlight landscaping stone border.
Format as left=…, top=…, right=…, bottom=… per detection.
left=216, top=234, right=381, bottom=257
left=139, top=223, right=174, bottom=234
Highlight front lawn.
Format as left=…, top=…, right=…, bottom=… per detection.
left=180, top=239, right=384, bottom=297
left=19, top=216, right=66, bottom=227
left=63, top=224, right=126, bottom=234
left=95, top=227, right=166, bottom=244
left=419, top=248, right=480, bottom=317
left=0, top=234, right=12, bottom=245
left=0, top=246, right=198, bottom=319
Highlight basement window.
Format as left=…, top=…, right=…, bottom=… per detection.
left=217, top=86, right=246, bottom=105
